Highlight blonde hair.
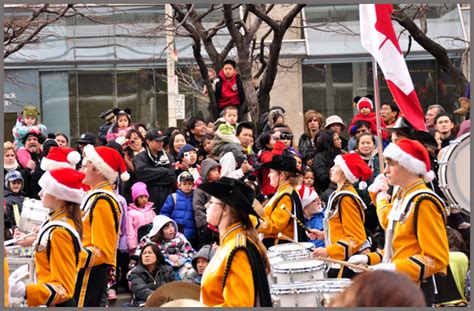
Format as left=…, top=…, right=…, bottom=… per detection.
left=4, top=141, right=16, bottom=155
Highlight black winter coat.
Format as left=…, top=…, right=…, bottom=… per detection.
left=312, top=150, right=339, bottom=193
left=133, top=148, right=176, bottom=214
left=297, top=133, right=316, bottom=159
left=4, top=189, right=24, bottom=227
left=128, top=264, right=176, bottom=306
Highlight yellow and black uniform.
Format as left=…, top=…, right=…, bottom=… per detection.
left=324, top=185, right=367, bottom=278
left=255, top=181, right=306, bottom=248
left=4, top=251, right=8, bottom=307
left=200, top=222, right=270, bottom=307
left=26, top=208, right=82, bottom=307
left=74, top=182, right=121, bottom=307
left=367, top=180, right=449, bottom=284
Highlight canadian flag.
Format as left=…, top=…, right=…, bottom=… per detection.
left=359, top=4, right=427, bottom=131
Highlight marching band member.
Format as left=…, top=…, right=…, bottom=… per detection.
left=349, top=139, right=449, bottom=306
left=256, top=142, right=307, bottom=248
left=311, top=153, right=373, bottom=278
left=198, top=177, right=272, bottom=307
left=8, top=168, right=85, bottom=306
left=73, top=146, right=129, bottom=307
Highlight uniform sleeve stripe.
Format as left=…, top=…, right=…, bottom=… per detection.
left=408, top=256, right=425, bottom=281
left=84, top=247, right=94, bottom=268
left=44, top=284, right=57, bottom=306
left=336, top=241, right=349, bottom=260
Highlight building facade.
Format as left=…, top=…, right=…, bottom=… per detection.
left=4, top=4, right=470, bottom=142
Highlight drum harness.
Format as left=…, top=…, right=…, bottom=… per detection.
left=383, top=185, right=448, bottom=295
left=323, top=190, right=368, bottom=270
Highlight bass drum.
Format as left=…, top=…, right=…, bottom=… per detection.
left=437, top=132, right=470, bottom=213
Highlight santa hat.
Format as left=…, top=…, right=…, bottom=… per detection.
left=83, top=145, right=130, bottom=182
left=357, top=97, right=374, bottom=111
left=383, top=139, right=435, bottom=182
left=334, top=153, right=373, bottom=189
left=38, top=168, right=85, bottom=204
left=41, top=147, right=81, bottom=171
left=297, top=184, right=319, bottom=208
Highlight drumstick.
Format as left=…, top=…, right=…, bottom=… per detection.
left=278, top=232, right=372, bottom=272
left=314, top=256, right=372, bottom=272
left=277, top=233, right=309, bottom=249
left=4, top=232, right=37, bottom=246
left=280, top=204, right=311, bottom=232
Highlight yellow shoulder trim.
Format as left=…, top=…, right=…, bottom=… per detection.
left=235, top=233, right=247, bottom=247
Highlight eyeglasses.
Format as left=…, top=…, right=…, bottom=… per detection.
left=205, top=200, right=224, bottom=207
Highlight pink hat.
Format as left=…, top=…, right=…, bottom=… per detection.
left=297, top=184, right=319, bottom=208
left=38, top=168, right=86, bottom=204
left=132, top=182, right=149, bottom=202
left=83, top=145, right=130, bottom=182
left=41, top=147, right=81, bottom=171
left=383, top=139, right=435, bottom=182
left=334, top=153, right=373, bottom=189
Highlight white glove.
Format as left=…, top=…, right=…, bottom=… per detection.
left=368, top=174, right=389, bottom=194
left=372, top=263, right=396, bottom=272
left=9, top=264, right=29, bottom=282
left=348, top=254, right=369, bottom=273
left=8, top=279, right=26, bottom=299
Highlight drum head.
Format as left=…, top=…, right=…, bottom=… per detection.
left=438, top=133, right=470, bottom=212
left=273, top=259, right=325, bottom=272
left=268, top=242, right=314, bottom=253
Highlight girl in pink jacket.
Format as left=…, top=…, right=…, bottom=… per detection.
left=126, top=182, right=156, bottom=254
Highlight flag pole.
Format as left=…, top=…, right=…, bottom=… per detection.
left=372, top=57, right=385, bottom=173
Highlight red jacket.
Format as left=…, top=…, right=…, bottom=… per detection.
left=348, top=112, right=389, bottom=140
left=215, top=70, right=243, bottom=109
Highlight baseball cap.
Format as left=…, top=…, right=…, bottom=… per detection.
left=178, top=171, right=194, bottom=183
left=145, top=128, right=167, bottom=142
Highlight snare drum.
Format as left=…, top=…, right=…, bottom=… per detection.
left=271, top=279, right=352, bottom=307
left=268, top=242, right=314, bottom=261
left=437, top=132, right=470, bottom=213
left=19, top=198, right=49, bottom=232
left=271, top=259, right=326, bottom=284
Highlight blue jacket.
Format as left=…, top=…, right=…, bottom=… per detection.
left=160, top=190, right=197, bottom=239
left=306, top=213, right=325, bottom=248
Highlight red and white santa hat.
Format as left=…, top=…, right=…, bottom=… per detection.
left=297, top=184, right=319, bottom=208
left=357, top=97, right=374, bottom=111
left=41, top=147, right=81, bottom=171
left=38, top=168, right=86, bottom=204
left=334, top=153, right=373, bottom=189
left=83, top=145, right=130, bottom=183
left=383, top=138, right=435, bottom=182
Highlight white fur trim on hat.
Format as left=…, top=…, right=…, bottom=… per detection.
left=383, top=143, right=430, bottom=180
left=358, top=181, right=368, bottom=190
left=83, top=144, right=118, bottom=183
left=38, top=172, right=85, bottom=204
left=334, top=155, right=357, bottom=184
left=41, top=157, right=73, bottom=171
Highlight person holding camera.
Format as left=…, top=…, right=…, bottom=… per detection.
left=133, top=129, right=176, bottom=214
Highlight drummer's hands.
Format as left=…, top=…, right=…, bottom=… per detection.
left=31, top=225, right=40, bottom=234
left=13, top=228, right=24, bottom=240
left=312, top=247, right=328, bottom=258
left=348, top=254, right=369, bottom=273
left=9, top=264, right=29, bottom=299
left=306, top=229, right=323, bottom=240
left=17, top=235, right=36, bottom=247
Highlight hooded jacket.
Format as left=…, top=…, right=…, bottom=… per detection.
left=189, top=245, right=216, bottom=285
left=127, top=202, right=157, bottom=250
left=128, top=263, right=175, bottom=306
left=193, top=159, right=220, bottom=231
left=160, top=190, right=196, bottom=239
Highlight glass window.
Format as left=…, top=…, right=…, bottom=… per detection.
left=116, top=69, right=156, bottom=129
left=76, top=70, right=115, bottom=140
left=40, top=72, right=71, bottom=139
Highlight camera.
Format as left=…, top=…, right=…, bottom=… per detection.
left=280, top=133, right=294, bottom=140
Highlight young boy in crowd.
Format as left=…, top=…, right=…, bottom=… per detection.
left=298, top=184, right=325, bottom=248
left=193, top=158, right=221, bottom=248
left=160, top=171, right=198, bottom=250
left=214, top=59, right=246, bottom=118
left=212, top=106, right=247, bottom=164
left=4, top=170, right=25, bottom=229
left=188, top=244, right=216, bottom=285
